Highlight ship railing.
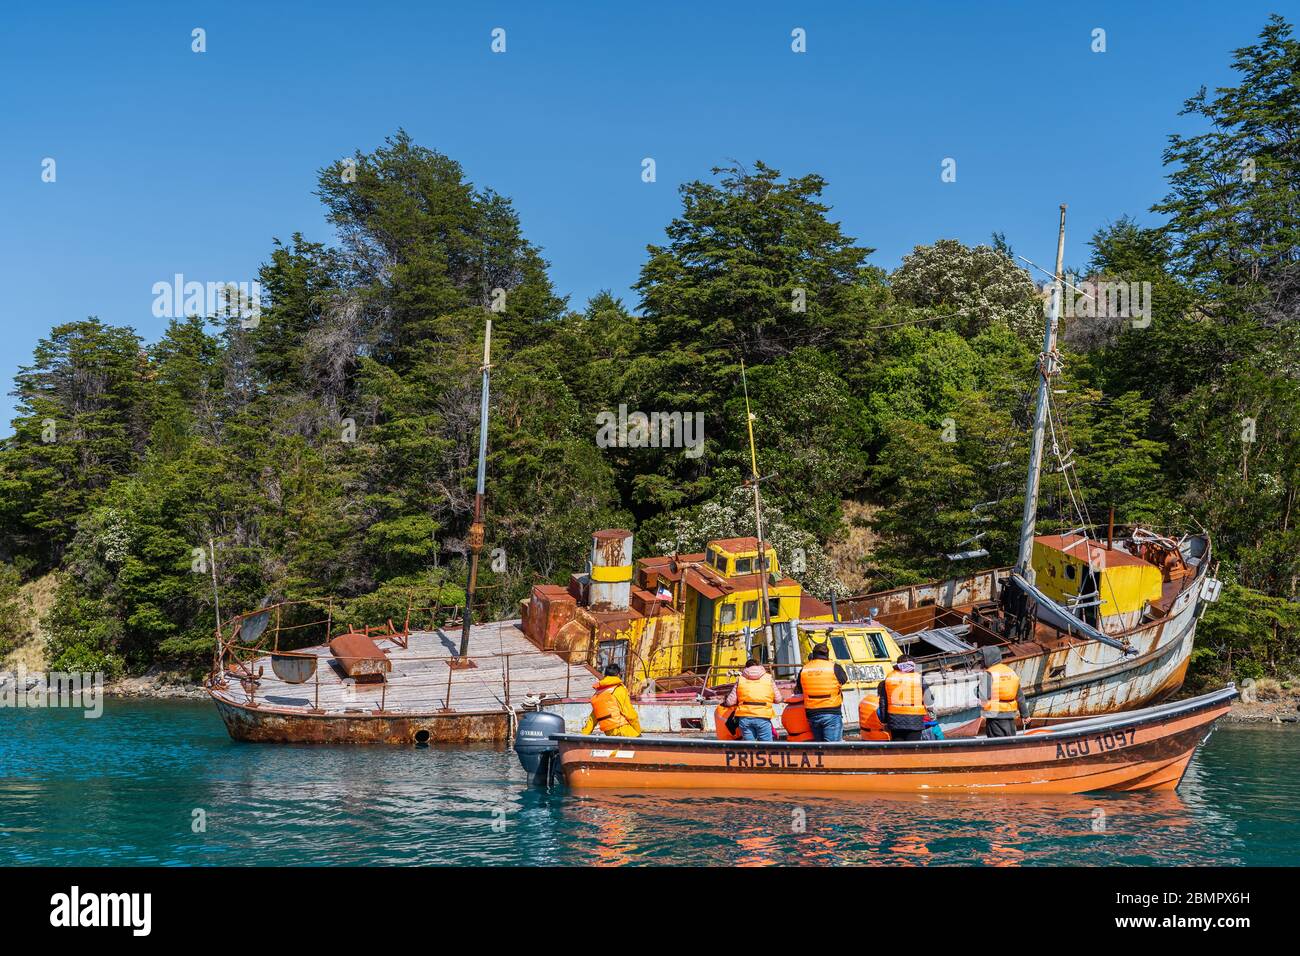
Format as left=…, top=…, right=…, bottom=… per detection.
left=213, top=641, right=591, bottom=714
left=210, top=586, right=508, bottom=673
left=210, top=624, right=763, bottom=715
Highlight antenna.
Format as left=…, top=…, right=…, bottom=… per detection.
left=458, top=318, right=492, bottom=665
left=740, top=359, right=778, bottom=668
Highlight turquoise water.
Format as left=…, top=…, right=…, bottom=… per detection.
left=0, top=698, right=1296, bottom=866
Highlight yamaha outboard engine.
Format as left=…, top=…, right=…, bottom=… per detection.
left=514, top=710, right=566, bottom=786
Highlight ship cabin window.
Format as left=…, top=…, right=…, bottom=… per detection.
left=720, top=603, right=737, bottom=625
left=1065, top=564, right=1077, bottom=580
left=706, top=549, right=718, bottom=570
left=830, top=635, right=851, bottom=661
left=867, top=631, right=889, bottom=659
left=735, top=557, right=754, bottom=574
left=768, top=597, right=781, bottom=618
left=743, top=599, right=758, bottom=621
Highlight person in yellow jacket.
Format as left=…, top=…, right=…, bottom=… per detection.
left=796, top=643, right=848, bottom=741
left=857, top=687, right=891, bottom=741
left=724, top=658, right=782, bottom=741
left=978, top=645, right=1029, bottom=737
left=581, top=664, right=642, bottom=738
left=877, top=655, right=932, bottom=741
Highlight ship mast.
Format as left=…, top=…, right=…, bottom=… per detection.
left=740, top=360, right=778, bottom=668
left=1015, top=204, right=1068, bottom=585
left=458, top=319, right=492, bottom=663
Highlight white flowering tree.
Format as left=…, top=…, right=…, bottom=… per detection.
left=891, top=239, right=1042, bottom=341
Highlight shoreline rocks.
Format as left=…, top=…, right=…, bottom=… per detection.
left=103, top=668, right=207, bottom=701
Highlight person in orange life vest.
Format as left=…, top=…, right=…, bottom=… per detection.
left=857, top=687, right=891, bottom=741
left=724, top=658, right=782, bottom=742
left=714, top=703, right=742, bottom=740
left=781, top=693, right=814, bottom=741
left=795, top=642, right=848, bottom=741
left=877, top=655, right=933, bottom=742
left=978, top=645, right=1028, bottom=737
left=581, top=663, right=641, bottom=738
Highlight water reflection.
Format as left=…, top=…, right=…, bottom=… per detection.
left=1, top=701, right=1295, bottom=866
left=554, top=786, right=1229, bottom=866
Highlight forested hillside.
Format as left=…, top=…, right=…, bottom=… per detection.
left=2, top=16, right=1297, bottom=687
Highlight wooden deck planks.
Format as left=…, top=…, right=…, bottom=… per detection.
left=214, top=619, right=592, bottom=715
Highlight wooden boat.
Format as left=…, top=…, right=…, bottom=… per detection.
left=544, top=685, right=1236, bottom=794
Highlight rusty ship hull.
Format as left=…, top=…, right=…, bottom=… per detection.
left=208, top=618, right=594, bottom=745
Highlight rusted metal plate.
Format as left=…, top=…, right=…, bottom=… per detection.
left=328, top=632, right=391, bottom=681
left=270, top=652, right=317, bottom=684
left=212, top=697, right=511, bottom=744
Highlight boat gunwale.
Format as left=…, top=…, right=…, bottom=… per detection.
left=850, top=531, right=1212, bottom=644
left=551, top=685, right=1237, bottom=751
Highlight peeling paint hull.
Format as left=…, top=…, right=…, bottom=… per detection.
left=212, top=697, right=511, bottom=745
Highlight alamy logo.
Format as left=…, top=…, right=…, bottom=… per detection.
left=1, top=667, right=103, bottom=717
left=596, top=405, right=704, bottom=458
left=151, top=273, right=262, bottom=326
left=49, top=886, right=151, bottom=936
left=1058, top=278, right=1152, bottom=327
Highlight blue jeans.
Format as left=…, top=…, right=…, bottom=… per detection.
left=807, top=711, right=843, bottom=742
left=738, top=717, right=774, bottom=741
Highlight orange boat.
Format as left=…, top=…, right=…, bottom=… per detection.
left=525, top=686, right=1235, bottom=795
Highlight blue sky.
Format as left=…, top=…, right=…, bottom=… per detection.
left=0, top=1, right=1287, bottom=432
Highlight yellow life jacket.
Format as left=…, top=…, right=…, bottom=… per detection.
left=714, top=704, right=741, bottom=740
left=858, top=690, right=891, bottom=740
left=736, top=673, right=776, bottom=719
left=982, top=662, right=1020, bottom=717
left=590, top=680, right=628, bottom=733
left=781, top=694, right=813, bottom=741
left=885, top=668, right=926, bottom=716
left=800, top=658, right=843, bottom=710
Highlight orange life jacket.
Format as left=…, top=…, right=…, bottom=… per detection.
left=800, top=658, right=843, bottom=710
left=590, top=680, right=628, bottom=733
left=982, top=662, right=1020, bottom=718
left=714, top=704, right=741, bottom=740
left=858, top=690, right=891, bottom=740
left=736, top=673, right=776, bottom=719
left=781, top=694, right=814, bottom=741
left=885, top=668, right=926, bottom=716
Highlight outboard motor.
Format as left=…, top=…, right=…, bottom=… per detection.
left=514, top=710, right=566, bottom=786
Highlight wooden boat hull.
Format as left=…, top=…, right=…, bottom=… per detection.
left=553, top=686, right=1235, bottom=794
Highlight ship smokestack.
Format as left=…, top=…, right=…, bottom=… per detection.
left=590, top=529, right=633, bottom=610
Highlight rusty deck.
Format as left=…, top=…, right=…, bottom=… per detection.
left=209, top=619, right=592, bottom=745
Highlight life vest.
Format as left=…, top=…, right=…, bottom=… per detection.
left=982, top=662, right=1020, bottom=718
left=781, top=694, right=814, bottom=741
left=590, top=680, right=628, bottom=734
left=714, top=704, right=741, bottom=740
left=858, top=690, right=890, bottom=740
left=885, top=668, right=926, bottom=717
left=800, top=658, right=843, bottom=710
left=735, top=673, right=776, bottom=719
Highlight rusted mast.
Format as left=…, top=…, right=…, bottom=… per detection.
left=209, top=538, right=222, bottom=675
left=1016, top=204, right=1067, bottom=586
left=741, top=360, right=778, bottom=668
left=458, top=319, right=492, bottom=663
